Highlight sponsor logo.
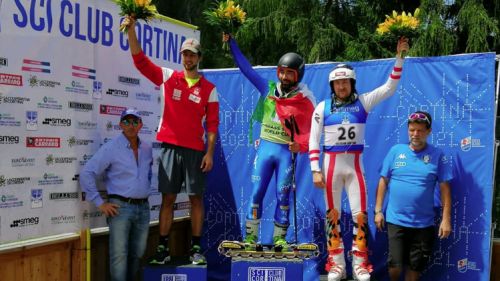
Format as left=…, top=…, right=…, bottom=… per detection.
left=0, top=73, right=23, bottom=86
left=50, top=192, right=79, bottom=200
left=137, top=110, right=154, bottom=117
left=76, top=121, right=97, bottom=130
left=69, top=101, right=93, bottom=111
left=10, top=216, right=39, bottom=228
left=31, top=189, right=43, bottom=208
left=72, top=174, right=79, bottom=181
left=457, top=257, right=477, bottom=273
left=93, top=80, right=103, bottom=99
left=0, top=175, right=30, bottom=187
left=42, top=118, right=72, bottom=126
left=65, top=80, right=89, bottom=95
left=173, top=202, right=190, bottom=211
left=151, top=204, right=161, bottom=211
left=106, top=88, right=128, bottom=98
left=27, top=137, right=61, bottom=148
left=22, top=59, right=50, bottom=73
left=119, top=75, right=140, bottom=85
left=51, top=215, right=76, bottom=224
left=394, top=161, right=406, bottom=168
left=248, top=267, right=285, bottom=281
left=72, top=65, right=96, bottom=80
left=139, top=125, right=154, bottom=135
left=28, top=75, right=60, bottom=88
left=152, top=142, right=162, bottom=149
left=106, top=121, right=120, bottom=132
left=67, top=137, right=94, bottom=147
left=37, top=96, right=63, bottom=110
left=135, top=92, right=152, bottom=101
left=0, top=93, right=30, bottom=104
left=0, top=113, right=21, bottom=127
left=38, top=173, right=64, bottom=185
left=46, top=154, right=77, bottom=165
left=11, top=157, right=36, bottom=167
left=100, top=104, right=126, bottom=116
left=0, top=194, right=23, bottom=209
left=0, top=57, right=7, bottom=67
left=161, top=274, right=187, bottom=281
left=26, top=111, right=38, bottom=130
left=460, top=136, right=482, bottom=151
left=79, top=154, right=94, bottom=166
left=0, top=135, right=20, bottom=144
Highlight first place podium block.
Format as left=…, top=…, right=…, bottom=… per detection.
left=142, top=258, right=207, bottom=281
left=231, top=257, right=303, bottom=281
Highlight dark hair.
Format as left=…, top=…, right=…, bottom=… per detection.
left=408, top=111, right=432, bottom=129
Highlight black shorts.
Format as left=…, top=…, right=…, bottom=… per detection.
left=387, top=222, right=435, bottom=272
left=158, top=143, right=205, bottom=195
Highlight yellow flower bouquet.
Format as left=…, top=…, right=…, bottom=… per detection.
left=203, top=0, right=246, bottom=49
left=376, top=8, right=421, bottom=55
left=113, top=0, right=158, bottom=32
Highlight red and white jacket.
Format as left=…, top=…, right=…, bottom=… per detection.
left=133, top=51, right=219, bottom=151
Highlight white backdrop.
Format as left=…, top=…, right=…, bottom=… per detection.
left=0, top=0, right=198, bottom=244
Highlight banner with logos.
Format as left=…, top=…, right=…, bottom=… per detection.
left=0, top=0, right=198, bottom=243
left=202, top=53, right=496, bottom=281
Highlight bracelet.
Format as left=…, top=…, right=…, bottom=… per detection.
left=374, top=210, right=383, bottom=215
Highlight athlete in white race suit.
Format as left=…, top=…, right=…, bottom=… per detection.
left=309, top=38, right=409, bottom=281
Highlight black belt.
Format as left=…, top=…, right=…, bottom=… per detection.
left=108, top=194, right=148, bottom=205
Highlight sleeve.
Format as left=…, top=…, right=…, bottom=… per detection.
left=358, top=57, right=404, bottom=112
left=437, top=151, right=453, bottom=183
left=79, top=145, right=112, bottom=207
left=132, top=51, right=172, bottom=86
left=309, top=101, right=325, bottom=172
left=229, top=38, right=269, bottom=96
left=205, top=87, right=220, bottom=133
left=380, top=146, right=396, bottom=178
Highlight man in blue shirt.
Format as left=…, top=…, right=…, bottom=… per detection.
left=374, top=111, right=452, bottom=281
left=80, top=108, right=153, bottom=281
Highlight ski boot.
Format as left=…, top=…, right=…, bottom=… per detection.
left=326, top=249, right=346, bottom=281
left=352, top=250, right=372, bottom=281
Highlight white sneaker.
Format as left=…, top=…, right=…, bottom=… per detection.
left=352, top=250, right=372, bottom=281
left=326, top=249, right=346, bottom=281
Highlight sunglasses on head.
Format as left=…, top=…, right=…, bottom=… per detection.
left=121, top=119, right=141, bottom=127
left=408, top=113, right=430, bottom=125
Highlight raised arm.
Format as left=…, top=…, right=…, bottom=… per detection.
left=224, top=34, right=269, bottom=96
left=124, top=16, right=166, bottom=86
left=359, top=37, right=409, bottom=112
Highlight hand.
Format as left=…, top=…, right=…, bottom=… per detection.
left=374, top=212, right=385, bottom=231
left=200, top=153, right=214, bottom=172
left=312, top=171, right=325, bottom=188
left=122, top=15, right=137, bottom=30
left=99, top=202, right=120, bottom=217
left=288, top=142, right=300, bottom=153
left=254, top=139, right=261, bottom=149
left=396, top=37, right=410, bottom=58
left=222, top=32, right=231, bottom=43
left=438, top=219, right=451, bottom=239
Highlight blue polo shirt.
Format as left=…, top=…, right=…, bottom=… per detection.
left=380, top=143, right=452, bottom=227
left=80, top=133, right=153, bottom=207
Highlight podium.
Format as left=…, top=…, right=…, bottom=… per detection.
left=231, top=257, right=303, bottom=281
left=142, top=257, right=207, bottom=281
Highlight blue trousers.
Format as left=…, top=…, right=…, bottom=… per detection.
left=247, top=139, right=293, bottom=226
left=108, top=198, right=150, bottom=281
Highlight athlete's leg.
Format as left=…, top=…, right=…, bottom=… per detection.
left=245, top=140, right=276, bottom=243
left=323, top=152, right=346, bottom=281
left=345, top=152, right=371, bottom=281
left=273, top=144, right=293, bottom=247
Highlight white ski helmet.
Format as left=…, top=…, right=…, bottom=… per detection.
left=328, top=64, right=356, bottom=82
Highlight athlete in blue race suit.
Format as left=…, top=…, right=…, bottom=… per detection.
left=224, top=34, right=316, bottom=249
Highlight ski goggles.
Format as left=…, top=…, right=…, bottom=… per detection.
left=408, top=113, right=430, bottom=125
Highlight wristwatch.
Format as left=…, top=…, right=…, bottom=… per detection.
left=374, top=210, right=383, bottom=215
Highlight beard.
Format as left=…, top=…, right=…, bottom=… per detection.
left=280, top=79, right=298, bottom=93
left=183, top=62, right=197, bottom=71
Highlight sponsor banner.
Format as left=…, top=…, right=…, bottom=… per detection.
left=69, top=101, right=93, bottom=111
left=0, top=73, right=23, bottom=86
left=22, top=59, right=51, bottom=73
left=100, top=104, right=127, bottom=116
left=72, top=65, right=96, bottom=80
left=26, top=137, right=61, bottom=148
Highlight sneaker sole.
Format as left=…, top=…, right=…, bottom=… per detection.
left=149, top=256, right=171, bottom=265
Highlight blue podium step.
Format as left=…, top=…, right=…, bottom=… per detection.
left=142, top=257, right=207, bottom=281
left=231, top=257, right=303, bottom=281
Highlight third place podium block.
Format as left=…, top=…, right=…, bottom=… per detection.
left=142, top=258, right=207, bottom=281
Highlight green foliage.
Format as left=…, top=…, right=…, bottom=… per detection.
left=154, top=0, right=499, bottom=68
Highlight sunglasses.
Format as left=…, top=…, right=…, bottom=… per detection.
left=408, top=113, right=430, bottom=125
left=121, top=119, right=141, bottom=127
